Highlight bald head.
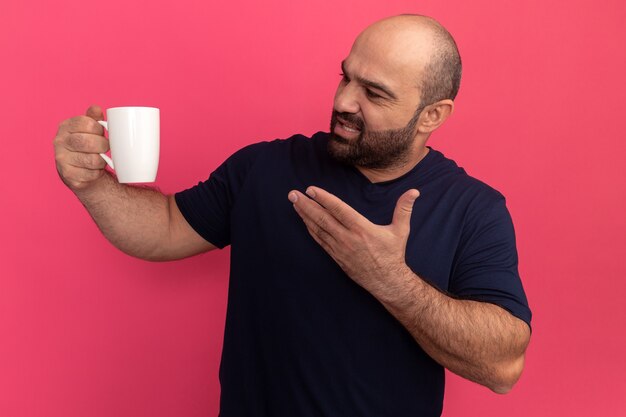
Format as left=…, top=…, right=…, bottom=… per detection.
left=354, top=15, right=462, bottom=108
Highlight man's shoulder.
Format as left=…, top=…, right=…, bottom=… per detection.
left=269, top=131, right=330, bottom=153
left=233, top=131, right=328, bottom=157
left=224, top=132, right=329, bottom=174
left=428, top=148, right=505, bottom=201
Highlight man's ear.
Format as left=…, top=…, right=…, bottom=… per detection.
left=417, top=99, right=454, bottom=134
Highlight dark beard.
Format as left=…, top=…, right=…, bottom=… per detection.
left=327, top=106, right=423, bottom=169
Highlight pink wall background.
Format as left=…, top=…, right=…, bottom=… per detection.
left=1, top=0, right=625, bottom=415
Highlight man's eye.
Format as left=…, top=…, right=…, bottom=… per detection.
left=365, top=89, right=381, bottom=99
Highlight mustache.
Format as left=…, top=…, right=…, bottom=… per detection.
left=332, top=110, right=364, bottom=130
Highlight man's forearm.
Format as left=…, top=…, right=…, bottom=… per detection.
left=374, top=265, right=531, bottom=394
left=74, top=171, right=172, bottom=260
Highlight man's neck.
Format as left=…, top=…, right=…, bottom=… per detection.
left=356, top=145, right=430, bottom=183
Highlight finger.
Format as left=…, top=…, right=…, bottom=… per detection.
left=289, top=190, right=344, bottom=241
left=305, top=224, right=340, bottom=261
left=391, top=189, right=420, bottom=232
left=86, top=104, right=104, bottom=121
left=64, top=132, right=109, bottom=153
left=303, top=186, right=366, bottom=230
left=66, top=115, right=104, bottom=135
left=66, top=151, right=107, bottom=170
left=58, top=163, right=105, bottom=186
left=298, top=207, right=339, bottom=250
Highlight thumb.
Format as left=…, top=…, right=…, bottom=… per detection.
left=392, top=189, right=420, bottom=231
left=86, top=104, right=104, bottom=121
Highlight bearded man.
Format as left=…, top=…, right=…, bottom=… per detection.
left=54, top=14, right=531, bottom=417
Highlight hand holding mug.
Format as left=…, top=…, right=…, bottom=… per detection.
left=54, top=105, right=110, bottom=191
left=54, top=105, right=160, bottom=190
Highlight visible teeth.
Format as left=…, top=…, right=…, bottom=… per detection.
left=341, top=123, right=359, bottom=133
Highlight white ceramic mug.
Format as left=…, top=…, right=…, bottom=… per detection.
left=98, top=107, right=160, bottom=183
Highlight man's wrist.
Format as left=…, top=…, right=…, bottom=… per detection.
left=372, top=262, right=419, bottom=307
left=73, top=170, right=115, bottom=203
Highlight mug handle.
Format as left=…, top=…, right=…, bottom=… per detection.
left=97, top=120, right=115, bottom=170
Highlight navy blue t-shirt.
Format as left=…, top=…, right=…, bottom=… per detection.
left=175, top=132, right=531, bottom=417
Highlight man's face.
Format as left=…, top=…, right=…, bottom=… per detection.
left=327, top=30, right=428, bottom=170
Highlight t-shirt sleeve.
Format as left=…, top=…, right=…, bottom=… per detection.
left=174, top=142, right=270, bottom=249
left=449, top=196, right=532, bottom=327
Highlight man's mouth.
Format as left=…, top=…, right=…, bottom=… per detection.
left=335, top=116, right=362, bottom=135
left=339, top=123, right=359, bottom=133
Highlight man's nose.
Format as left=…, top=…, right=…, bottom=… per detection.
left=334, top=82, right=360, bottom=114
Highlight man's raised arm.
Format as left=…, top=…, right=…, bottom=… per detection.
left=53, top=105, right=215, bottom=261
